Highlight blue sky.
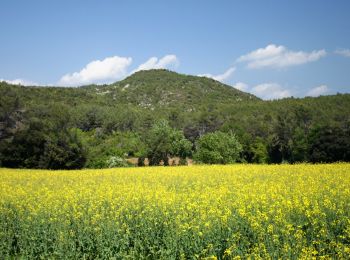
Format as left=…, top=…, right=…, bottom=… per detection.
left=0, top=0, right=350, bottom=99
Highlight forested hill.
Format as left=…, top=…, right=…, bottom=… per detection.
left=1, top=69, right=350, bottom=169
left=97, top=69, right=258, bottom=108
left=1, top=69, right=258, bottom=112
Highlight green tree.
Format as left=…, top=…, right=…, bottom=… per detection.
left=146, top=120, right=191, bottom=166
left=250, top=137, right=268, bottom=163
left=308, top=126, right=350, bottom=163
left=268, top=114, right=294, bottom=163
left=290, top=127, right=308, bottom=163
left=0, top=105, right=87, bottom=169
left=194, top=131, right=242, bottom=164
left=0, top=118, right=47, bottom=168
left=239, top=134, right=268, bottom=163
left=39, top=129, right=86, bottom=169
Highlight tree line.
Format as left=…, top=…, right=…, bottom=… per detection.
left=0, top=95, right=349, bottom=169
left=1, top=80, right=349, bottom=169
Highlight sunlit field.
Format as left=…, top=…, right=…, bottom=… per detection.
left=1, top=164, right=350, bottom=259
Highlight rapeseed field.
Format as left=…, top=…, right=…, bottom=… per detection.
left=0, top=164, right=349, bottom=259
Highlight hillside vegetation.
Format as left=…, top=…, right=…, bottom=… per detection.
left=1, top=69, right=349, bottom=168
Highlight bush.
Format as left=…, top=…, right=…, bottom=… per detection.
left=106, top=156, right=129, bottom=168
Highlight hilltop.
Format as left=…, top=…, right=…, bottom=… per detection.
left=96, top=69, right=258, bottom=110
left=1, top=69, right=257, bottom=110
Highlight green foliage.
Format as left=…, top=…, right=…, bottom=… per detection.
left=0, top=99, right=87, bottom=169
left=250, top=138, right=268, bottom=163
left=0, top=118, right=47, bottom=168
left=308, top=126, right=350, bottom=163
left=1, top=70, right=350, bottom=168
left=194, top=131, right=242, bottom=164
left=240, top=134, right=268, bottom=163
left=146, top=120, right=191, bottom=166
left=170, top=132, right=193, bottom=159
left=39, top=129, right=86, bottom=169
left=290, top=127, right=308, bottom=162
left=76, top=106, right=105, bottom=131
left=80, top=131, right=146, bottom=168
left=0, top=118, right=86, bottom=169
left=267, top=114, right=293, bottom=163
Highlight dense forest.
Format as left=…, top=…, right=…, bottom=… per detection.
left=1, top=69, right=349, bottom=169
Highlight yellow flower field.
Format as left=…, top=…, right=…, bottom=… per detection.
left=0, top=164, right=350, bottom=259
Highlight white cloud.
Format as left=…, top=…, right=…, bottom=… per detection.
left=238, top=44, right=326, bottom=69
left=58, top=56, right=132, bottom=86
left=306, top=85, right=329, bottom=97
left=0, top=78, right=38, bottom=86
left=251, top=83, right=292, bottom=100
left=3, top=54, right=180, bottom=87
left=131, top=54, right=179, bottom=74
left=232, top=82, right=249, bottom=91
left=198, top=66, right=236, bottom=83
left=335, top=49, right=350, bottom=57
left=227, top=81, right=292, bottom=99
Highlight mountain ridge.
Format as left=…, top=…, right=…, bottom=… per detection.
left=98, top=69, right=258, bottom=110
left=2, top=69, right=347, bottom=102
